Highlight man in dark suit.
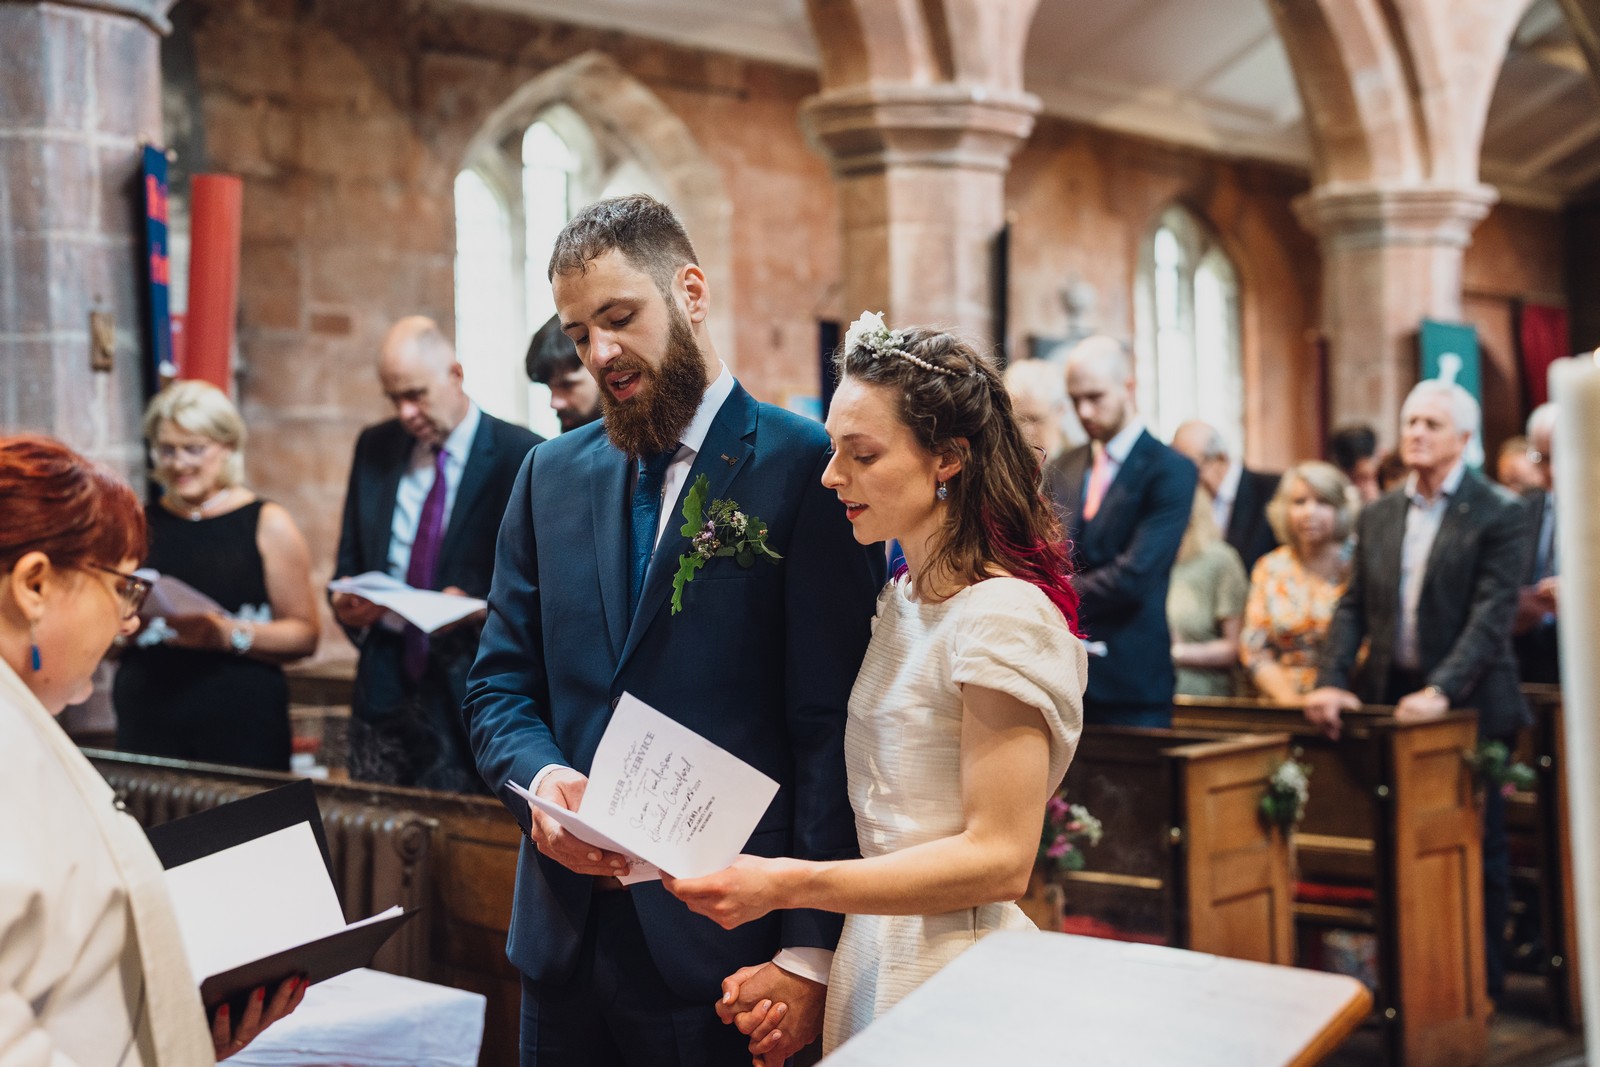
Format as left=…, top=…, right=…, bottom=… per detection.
left=1513, top=403, right=1560, bottom=685
left=1054, top=336, right=1197, bottom=728
left=464, top=195, right=883, bottom=1066
left=525, top=313, right=601, bottom=433
left=1307, top=379, right=1533, bottom=1000
left=331, top=316, right=541, bottom=793
left=1170, top=419, right=1279, bottom=573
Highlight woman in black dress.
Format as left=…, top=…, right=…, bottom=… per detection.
left=114, top=380, right=319, bottom=770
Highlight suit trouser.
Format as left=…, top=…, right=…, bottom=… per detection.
left=520, top=889, right=751, bottom=1067
left=1387, top=669, right=1511, bottom=999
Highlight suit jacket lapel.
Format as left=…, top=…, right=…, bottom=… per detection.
left=590, top=434, right=632, bottom=661
left=438, top=415, right=497, bottom=568
left=1088, top=431, right=1154, bottom=550
left=1370, top=492, right=1408, bottom=610
left=1421, top=472, right=1479, bottom=594
left=367, top=427, right=410, bottom=572
left=618, top=384, right=758, bottom=672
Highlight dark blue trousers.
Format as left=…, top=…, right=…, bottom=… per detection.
left=519, top=890, right=752, bottom=1067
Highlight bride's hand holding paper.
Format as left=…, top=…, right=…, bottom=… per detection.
left=662, top=855, right=799, bottom=929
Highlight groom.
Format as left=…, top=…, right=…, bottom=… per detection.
left=465, top=194, right=884, bottom=1066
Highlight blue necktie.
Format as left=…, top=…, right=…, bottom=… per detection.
left=630, top=449, right=677, bottom=611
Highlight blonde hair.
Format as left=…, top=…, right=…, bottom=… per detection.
left=1266, top=461, right=1354, bottom=551
left=1177, top=486, right=1222, bottom=564
left=142, top=379, right=246, bottom=489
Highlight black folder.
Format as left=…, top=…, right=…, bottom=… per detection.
left=145, top=780, right=419, bottom=1010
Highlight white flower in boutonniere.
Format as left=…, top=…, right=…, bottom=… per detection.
left=671, top=474, right=783, bottom=615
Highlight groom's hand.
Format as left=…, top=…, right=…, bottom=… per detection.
left=527, top=769, right=631, bottom=877
left=717, top=963, right=824, bottom=1065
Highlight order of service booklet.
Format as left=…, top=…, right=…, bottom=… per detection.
left=508, top=692, right=781, bottom=881
left=144, top=780, right=417, bottom=1012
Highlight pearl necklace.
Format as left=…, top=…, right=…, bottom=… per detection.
left=166, top=485, right=235, bottom=522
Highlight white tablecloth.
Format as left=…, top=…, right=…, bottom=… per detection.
left=229, top=968, right=486, bottom=1067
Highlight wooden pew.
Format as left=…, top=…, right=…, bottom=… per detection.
left=1171, top=697, right=1488, bottom=1067
left=1511, top=683, right=1580, bottom=1028
left=1058, top=726, right=1296, bottom=966
left=86, top=750, right=522, bottom=1067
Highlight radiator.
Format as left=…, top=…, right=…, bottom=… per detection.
left=94, top=759, right=435, bottom=980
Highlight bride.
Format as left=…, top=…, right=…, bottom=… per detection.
left=665, top=314, right=1087, bottom=1057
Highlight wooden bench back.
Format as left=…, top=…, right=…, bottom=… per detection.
left=1061, top=726, right=1295, bottom=965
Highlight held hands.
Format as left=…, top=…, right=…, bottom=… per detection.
left=526, top=768, right=631, bottom=877
left=212, top=975, right=308, bottom=1060
left=1302, top=686, right=1360, bottom=740
left=716, top=962, right=825, bottom=1067
left=662, top=855, right=797, bottom=929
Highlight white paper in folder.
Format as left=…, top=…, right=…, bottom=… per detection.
left=508, top=693, right=780, bottom=880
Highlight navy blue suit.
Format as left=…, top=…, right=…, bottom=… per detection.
left=1057, top=429, right=1197, bottom=724
left=465, top=383, right=882, bottom=1059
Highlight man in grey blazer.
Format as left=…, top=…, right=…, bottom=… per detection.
left=1306, top=378, right=1533, bottom=1000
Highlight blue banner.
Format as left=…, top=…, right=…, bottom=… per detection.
left=142, top=145, right=173, bottom=392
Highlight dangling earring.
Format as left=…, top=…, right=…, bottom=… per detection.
left=936, top=480, right=949, bottom=502
left=28, top=618, right=41, bottom=672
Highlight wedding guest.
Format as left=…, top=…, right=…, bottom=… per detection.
left=114, top=380, right=318, bottom=770
left=1514, top=403, right=1560, bottom=684
left=1170, top=419, right=1279, bottom=573
left=1495, top=435, right=1544, bottom=494
left=665, top=317, right=1085, bottom=1055
left=1001, top=357, right=1074, bottom=520
left=1168, top=487, right=1249, bottom=697
left=1328, top=423, right=1380, bottom=505
left=1239, top=461, right=1353, bottom=702
left=1307, top=380, right=1532, bottom=1000
left=526, top=313, right=601, bottom=432
left=0, top=434, right=304, bottom=1064
left=333, top=316, right=541, bottom=792
left=1055, top=336, right=1196, bottom=727
left=1376, top=448, right=1407, bottom=494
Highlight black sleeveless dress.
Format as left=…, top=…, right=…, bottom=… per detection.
left=113, top=500, right=292, bottom=770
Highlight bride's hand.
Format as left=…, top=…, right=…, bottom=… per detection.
left=662, top=855, right=798, bottom=929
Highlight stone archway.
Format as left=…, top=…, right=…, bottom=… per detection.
left=458, top=51, right=737, bottom=366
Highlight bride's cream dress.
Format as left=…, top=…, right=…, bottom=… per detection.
left=822, top=576, right=1086, bottom=1052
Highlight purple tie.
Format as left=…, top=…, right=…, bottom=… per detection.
left=403, top=445, right=449, bottom=681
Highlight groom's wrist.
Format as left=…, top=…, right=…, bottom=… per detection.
left=772, top=947, right=832, bottom=986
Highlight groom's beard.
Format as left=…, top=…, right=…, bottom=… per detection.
left=600, top=306, right=709, bottom=458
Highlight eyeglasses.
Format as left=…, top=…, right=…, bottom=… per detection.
left=149, top=441, right=218, bottom=465
left=87, top=563, right=154, bottom=620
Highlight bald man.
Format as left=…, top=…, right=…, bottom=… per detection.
left=1057, top=336, right=1197, bottom=727
left=1170, top=420, right=1279, bottom=573
left=332, top=316, right=542, bottom=791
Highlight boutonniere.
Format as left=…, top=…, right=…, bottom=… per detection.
left=670, top=473, right=782, bottom=614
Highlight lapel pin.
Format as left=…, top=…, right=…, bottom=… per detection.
left=720, top=453, right=736, bottom=467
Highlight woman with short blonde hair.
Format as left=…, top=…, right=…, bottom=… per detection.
left=142, top=378, right=247, bottom=491
left=1240, top=461, right=1355, bottom=702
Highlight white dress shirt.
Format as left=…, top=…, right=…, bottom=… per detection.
left=530, top=366, right=832, bottom=984
left=386, top=403, right=483, bottom=582
left=1394, top=461, right=1466, bottom=671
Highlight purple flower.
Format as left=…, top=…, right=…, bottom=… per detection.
left=1045, top=796, right=1069, bottom=821
left=1501, top=782, right=1517, bottom=798
left=1046, top=835, right=1070, bottom=859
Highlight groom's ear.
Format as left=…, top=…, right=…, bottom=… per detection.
left=677, top=264, right=709, bottom=324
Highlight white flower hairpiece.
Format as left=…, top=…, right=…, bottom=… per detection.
left=843, top=310, right=973, bottom=379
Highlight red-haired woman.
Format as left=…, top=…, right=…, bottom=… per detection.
left=666, top=317, right=1087, bottom=1057
left=0, top=434, right=303, bottom=1063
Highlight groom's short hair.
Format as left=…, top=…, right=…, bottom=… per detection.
left=547, top=194, right=699, bottom=302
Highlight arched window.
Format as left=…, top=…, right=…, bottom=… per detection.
left=453, top=108, right=665, bottom=438
left=1135, top=207, right=1244, bottom=456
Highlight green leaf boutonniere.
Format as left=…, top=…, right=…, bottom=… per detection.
left=670, top=474, right=782, bottom=614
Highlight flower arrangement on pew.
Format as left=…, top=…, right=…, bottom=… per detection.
left=1038, top=793, right=1105, bottom=875
left=1260, top=754, right=1312, bottom=831
left=1463, top=739, right=1537, bottom=800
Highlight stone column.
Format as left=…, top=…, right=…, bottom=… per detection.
left=802, top=84, right=1037, bottom=344
left=1294, top=182, right=1497, bottom=438
left=0, top=0, right=170, bottom=478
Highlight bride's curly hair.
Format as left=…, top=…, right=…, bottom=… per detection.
left=834, top=327, right=1081, bottom=633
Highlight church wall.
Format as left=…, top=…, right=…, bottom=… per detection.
left=1006, top=118, right=1323, bottom=470
left=179, top=0, right=841, bottom=623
